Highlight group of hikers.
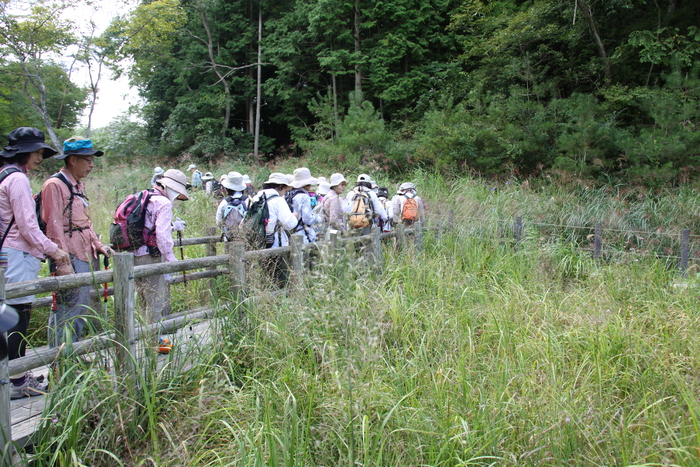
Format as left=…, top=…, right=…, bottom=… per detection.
left=205, top=168, right=426, bottom=246
left=0, top=126, right=425, bottom=400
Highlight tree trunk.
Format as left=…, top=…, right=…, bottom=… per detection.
left=330, top=41, right=338, bottom=140
left=577, top=0, right=611, bottom=85
left=196, top=0, right=231, bottom=137
left=253, top=1, right=262, bottom=158
left=353, top=0, right=362, bottom=96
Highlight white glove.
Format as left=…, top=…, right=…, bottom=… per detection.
left=172, top=218, right=186, bottom=232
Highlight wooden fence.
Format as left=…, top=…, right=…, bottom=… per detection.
left=0, top=222, right=423, bottom=461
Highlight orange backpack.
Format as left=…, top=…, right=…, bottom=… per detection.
left=401, top=193, right=419, bottom=222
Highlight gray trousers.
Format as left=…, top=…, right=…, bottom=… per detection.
left=134, top=254, right=171, bottom=323
left=49, top=256, right=95, bottom=348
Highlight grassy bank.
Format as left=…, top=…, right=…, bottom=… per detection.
left=18, top=163, right=700, bottom=465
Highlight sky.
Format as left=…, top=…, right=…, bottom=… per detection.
left=69, top=0, right=141, bottom=128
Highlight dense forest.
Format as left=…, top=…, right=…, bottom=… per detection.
left=2, top=0, right=699, bottom=185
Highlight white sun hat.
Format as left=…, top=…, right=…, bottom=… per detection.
left=222, top=171, right=246, bottom=191
left=329, top=173, right=348, bottom=187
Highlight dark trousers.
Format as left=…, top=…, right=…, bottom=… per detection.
left=7, top=303, right=31, bottom=360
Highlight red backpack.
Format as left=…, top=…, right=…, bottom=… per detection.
left=109, top=190, right=159, bottom=250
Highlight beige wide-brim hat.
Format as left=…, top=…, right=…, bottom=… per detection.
left=329, top=173, right=348, bottom=187
left=222, top=171, right=246, bottom=191
left=291, top=167, right=318, bottom=188
left=357, top=173, right=372, bottom=183
left=160, top=169, right=189, bottom=200
left=266, top=172, right=292, bottom=186
left=399, top=182, right=416, bottom=191
left=202, top=172, right=214, bottom=181
left=317, top=176, right=327, bottom=185
left=242, top=174, right=252, bottom=185
left=317, top=182, right=331, bottom=196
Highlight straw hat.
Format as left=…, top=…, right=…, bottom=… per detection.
left=266, top=172, right=292, bottom=186
left=329, top=173, right=348, bottom=187
left=222, top=171, right=246, bottom=191
left=159, top=169, right=189, bottom=200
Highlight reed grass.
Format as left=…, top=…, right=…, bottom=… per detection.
left=15, top=163, right=700, bottom=465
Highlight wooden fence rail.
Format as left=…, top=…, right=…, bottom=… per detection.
left=0, top=222, right=422, bottom=458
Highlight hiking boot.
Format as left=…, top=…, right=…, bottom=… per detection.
left=10, top=372, right=48, bottom=400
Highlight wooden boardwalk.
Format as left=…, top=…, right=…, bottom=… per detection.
left=10, top=313, right=213, bottom=448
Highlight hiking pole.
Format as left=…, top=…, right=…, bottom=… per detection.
left=102, top=255, right=109, bottom=323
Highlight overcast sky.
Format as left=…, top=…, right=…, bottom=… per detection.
left=70, top=0, right=141, bottom=128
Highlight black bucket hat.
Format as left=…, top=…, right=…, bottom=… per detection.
left=1, top=127, right=58, bottom=159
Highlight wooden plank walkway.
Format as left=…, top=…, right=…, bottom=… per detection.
left=10, top=316, right=213, bottom=449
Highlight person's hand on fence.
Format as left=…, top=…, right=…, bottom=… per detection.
left=55, top=263, right=74, bottom=276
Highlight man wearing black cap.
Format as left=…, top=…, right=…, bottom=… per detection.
left=41, top=136, right=113, bottom=347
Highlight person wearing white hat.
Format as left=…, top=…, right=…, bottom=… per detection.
left=322, top=173, right=349, bottom=232
left=134, top=169, right=189, bottom=322
left=345, top=173, right=387, bottom=234
left=151, top=166, right=165, bottom=186
left=187, top=163, right=203, bottom=189
left=252, top=172, right=298, bottom=248
left=216, top=172, right=248, bottom=241
left=392, top=181, right=425, bottom=226
left=286, top=167, right=323, bottom=243
left=202, top=172, right=215, bottom=195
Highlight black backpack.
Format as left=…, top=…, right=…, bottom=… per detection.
left=34, top=172, right=75, bottom=234
left=240, top=192, right=278, bottom=249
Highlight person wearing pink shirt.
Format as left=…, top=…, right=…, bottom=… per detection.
left=0, top=127, right=70, bottom=399
left=42, top=137, right=114, bottom=348
left=134, top=169, right=189, bottom=322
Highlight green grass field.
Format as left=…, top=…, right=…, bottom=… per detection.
left=18, top=162, right=700, bottom=466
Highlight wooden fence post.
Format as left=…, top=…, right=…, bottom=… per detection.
left=515, top=216, right=522, bottom=250
left=113, top=252, right=136, bottom=379
left=414, top=221, right=423, bottom=252
left=594, top=223, right=602, bottom=260
left=226, top=242, right=246, bottom=300
left=205, top=227, right=218, bottom=297
left=0, top=268, right=12, bottom=466
left=681, top=229, right=690, bottom=277
left=372, top=227, right=383, bottom=273
left=396, top=223, right=406, bottom=250
left=290, top=234, right=305, bottom=286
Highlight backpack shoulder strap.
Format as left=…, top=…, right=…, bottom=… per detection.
left=0, top=167, right=21, bottom=184
left=0, top=167, right=21, bottom=249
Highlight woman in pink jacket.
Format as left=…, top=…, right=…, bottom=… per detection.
left=0, top=127, right=69, bottom=399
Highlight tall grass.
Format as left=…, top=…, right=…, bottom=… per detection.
left=17, top=162, right=700, bottom=465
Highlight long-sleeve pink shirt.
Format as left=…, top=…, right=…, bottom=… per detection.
left=134, top=188, right=177, bottom=262
left=0, top=164, right=58, bottom=259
